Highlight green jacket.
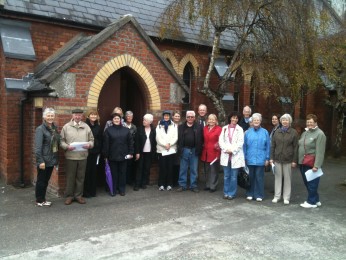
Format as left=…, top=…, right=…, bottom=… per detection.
left=270, top=127, right=298, bottom=164
left=298, top=127, right=326, bottom=168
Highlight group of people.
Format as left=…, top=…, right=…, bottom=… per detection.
left=34, top=104, right=326, bottom=209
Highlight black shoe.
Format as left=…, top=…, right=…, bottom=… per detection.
left=191, top=188, right=200, bottom=193
left=204, top=187, right=210, bottom=191
left=176, top=187, right=186, bottom=192
left=209, top=189, right=216, bottom=193
left=133, top=186, right=139, bottom=191
left=141, top=185, right=147, bottom=189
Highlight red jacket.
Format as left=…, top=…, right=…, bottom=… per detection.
left=200, top=125, right=222, bottom=162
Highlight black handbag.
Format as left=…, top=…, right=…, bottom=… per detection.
left=237, top=168, right=250, bottom=189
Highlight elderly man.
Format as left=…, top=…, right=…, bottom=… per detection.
left=197, top=104, right=208, bottom=127
left=60, top=109, right=94, bottom=205
left=177, top=110, right=204, bottom=192
left=239, top=105, right=252, bottom=131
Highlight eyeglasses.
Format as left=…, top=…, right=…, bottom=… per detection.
left=186, top=116, right=195, bottom=118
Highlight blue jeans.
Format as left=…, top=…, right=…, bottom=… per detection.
left=300, top=165, right=320, bottom=205
left=246, top=165, right=265, bottom=199
left=223, top=162, right=239, bottom=197
left=178, top=148, right=198, bottom=189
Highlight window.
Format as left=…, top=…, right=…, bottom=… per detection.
left=233, top=92, right=239, bottom=112
left=0, top=19, right=36, bottom=60
left=182, top=62, right=193, bottom=103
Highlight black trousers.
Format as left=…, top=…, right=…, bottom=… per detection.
left=158, top=153, right=174, bottom=187
left=109, top=160, right=127, bottom=194
left=35, top=166, right=54, bottom=203
left=135, top=152, right=152, bottom=187
left=84, top=153, right=98, bottom=197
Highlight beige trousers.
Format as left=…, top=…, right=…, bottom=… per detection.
left=65, top=159, right=87, bottom=199
left=274, top=162, right=292, bottom=201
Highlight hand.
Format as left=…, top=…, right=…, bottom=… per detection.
left=312, top=167, right=318, bottom=172
left=165, top=143, right=171, bottom=150
left=226, top=149, right=232, bottom=154
left=269, top=160, right=274, bottom=164
left=67, top=145, right=76, bottom=151
left=126, top=154, right=133, bottom=159
left=291, top=162, right=297, bottom=168
left=135, top=154, right=140, bottom=161
left=265, top=160, right=269, bottom=166
left=39, top=163, right=45, bottom=170
left=82, top=144, right=90, bottom=149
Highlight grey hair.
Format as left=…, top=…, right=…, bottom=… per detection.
left=143, top=114, right=154, bottom=124
left=280, top=113, right=292, bottom=125
left=43, top=107, right=55, bottom=118
left=243, top=105, right=252, bottom=114
left=125, top=111, right=133, bottom=117
left=251, top=113, right=262, bottom=121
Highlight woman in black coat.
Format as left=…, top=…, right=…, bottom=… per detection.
left=134, top=114, right=156, bottom=191
left=83, top=109, right=102, bottom=198
left=103, top=113, right=134, bottom=196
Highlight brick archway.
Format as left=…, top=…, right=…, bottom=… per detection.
left=178, top=53, right=200, bottom=77
left=161, top=50, right=179, bottom=72
left=87, top=54, right=161, bottom=110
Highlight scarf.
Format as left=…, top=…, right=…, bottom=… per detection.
left=46, top=123, right=60, bottom=153
left=159, top=119, right=171, bottom=133
left=281, top=126, right=289, bottom=133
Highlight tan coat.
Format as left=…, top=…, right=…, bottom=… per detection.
left=60, top=120, right=94, bottom=160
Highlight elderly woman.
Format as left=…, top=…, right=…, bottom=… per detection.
left=219, top=112, right=245, bottom=199
left=270, top=114, right=298, bottom=205
left=124, top=111, right=137, bottom=185
left=172, top=110, right=182, bottom=186
left=243, top=113, right=270, bottom=201
left=83, top=109, right=102, bottom=198
left=34, top=108, right=60, bottom=206
left=201, top=114, right=222, bottom=192
left=134, top=114, right=156, bottom=191
left=103, top=113, right=134, bottom=196
left=298, top=114, right=326, bottom=208
left=156, top=110, right=178, bottom=191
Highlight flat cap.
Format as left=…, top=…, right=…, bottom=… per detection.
left=72, top=108, right=84, bottom=114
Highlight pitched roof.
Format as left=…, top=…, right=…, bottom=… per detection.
left=1, top=0, right=237, bottom=50
left=33, top=15, right=188, bottom=92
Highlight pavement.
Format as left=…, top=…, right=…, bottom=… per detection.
left=1, top=157, right=346, bottom=260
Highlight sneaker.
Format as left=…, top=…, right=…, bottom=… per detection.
left=176, top=187, right=186, bottom=192
left=316, top=201, right=322, bottom=207
left=191, top=188, right=200, bottom=193
left=227, top=196, right=234, bottom=200
left=223, top=195, right=228, bottom=199
left=272, top=198, right=279, bottom=203
left=159, top=186, right=165, bottom=191
left=283, top=200, right=290, bottom=205
left=35, top=202, right=43, bottom=207
left=300, top=201, right=317, bottom=208
left=166, top=186, right=172, bottom=191
left=42, top=201, right=52, bottom=206
left=256, top=198, right=263, bottom=202
left=246, top=196, right=253, bottom=201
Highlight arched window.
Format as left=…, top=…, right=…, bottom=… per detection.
left=182, top=62, right=193, bottom=103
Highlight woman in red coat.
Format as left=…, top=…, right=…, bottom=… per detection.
left=200, top=114, right=222, bottom=192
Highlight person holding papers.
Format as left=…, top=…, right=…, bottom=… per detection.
left=60, top=109, right=94, bottom=205
left=270, top=114, right=298, bottom=205
left=200, top=114, right=222, bottom=192
left=219, top=112, right=245, bottom=200
left=298, top=114, right=326, bottom=208
left=177, top=110, right=204, bottom=192
left=156, top=110, right=178, bottom=191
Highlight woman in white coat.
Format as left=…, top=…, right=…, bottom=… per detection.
left=219, top=112, right=245, bottom=199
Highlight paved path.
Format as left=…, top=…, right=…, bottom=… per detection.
left=1, top=157, right=346, bottom=259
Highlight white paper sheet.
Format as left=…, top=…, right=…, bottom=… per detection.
left=210, top=157, right=218, bottom=165
left=162, top=148, right=176, bottom=156
left=70, top=142, right=89, bottom=152
left=305, top=168, right=324, bottom=182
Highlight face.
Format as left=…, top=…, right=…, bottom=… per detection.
left=89, top=113, right=98, bottom=122
left=112, top=116, right=121, bottom=125
left=306, top=118, right=317, bottom=129
left=207, top=116, right=217, bottom=127
left=230, top=116, right=238, bottom=125
left=126, top=115, right=133, bottom=123
left=243, top=109, right=251, bottom=118
left=173, top=113, right=181, bottom=123
left=252, top=117, right=261, bottom=128
left=163, top=114, right=170, bottom=121
left=281, top=118, right=289, bottom=127
left=198, top=106, right=207, bottom=117
left=272, top=116, right=279, bottom=126
left=44, top=112, right=55, bottom=125
left=143, top=118, right=150, bottom=127
left=186, top=114, right=195, bottom=124
left=72, top=113, right=83, bottom=123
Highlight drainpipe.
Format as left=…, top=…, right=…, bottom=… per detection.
left=19, top=95, right=29, bottom=188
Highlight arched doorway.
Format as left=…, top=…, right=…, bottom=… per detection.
left=97, top=67, right=147, bottom=128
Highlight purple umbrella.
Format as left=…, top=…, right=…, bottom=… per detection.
left=105, top=160, right=113, bottom=195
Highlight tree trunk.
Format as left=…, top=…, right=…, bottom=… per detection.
left=333, top=110, right=344, bottom=158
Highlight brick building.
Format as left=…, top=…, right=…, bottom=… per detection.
left=0, top=1, right=344, bottom=195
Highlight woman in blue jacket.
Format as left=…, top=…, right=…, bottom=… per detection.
left=243, top=113, right=270, bottom=201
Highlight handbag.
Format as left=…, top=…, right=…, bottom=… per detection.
left=237, top=168, right=251, bottom=189
left=302, top=154, right=315, bottom=167
left=302, top=135, right=315, bottom=167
